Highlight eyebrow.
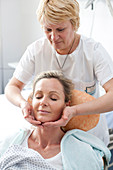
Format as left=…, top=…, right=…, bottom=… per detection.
left=49, top=91, right=60, bottom=95
left=35, top=90, right=42, bottom=93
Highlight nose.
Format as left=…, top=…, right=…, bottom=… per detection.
left=39, top=97, right=48, bottom=106
left=51, top=31, right=59, bottom=42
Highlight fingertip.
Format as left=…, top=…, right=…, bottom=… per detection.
left=28, top=110, right=32, bottom=114
left=63, top=116, right=68, bottom=120
left=24, top=114, right=28, bottom=118
left=37, top=121, right=42, bottom=125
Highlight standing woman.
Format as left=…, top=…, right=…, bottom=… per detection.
left=5, top=0, right=113, bottom=145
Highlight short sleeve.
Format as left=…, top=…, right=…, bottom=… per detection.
left=93, top=43, right=113, bottom=86
left=13, top=46, right=35, bottom=84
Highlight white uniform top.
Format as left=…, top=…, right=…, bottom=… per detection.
left=14, top=35, right=113, bottom=145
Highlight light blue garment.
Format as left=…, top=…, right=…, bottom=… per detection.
left=0, top=129, right=111, bottom=170
left=61, top=129, right=111, bottom=170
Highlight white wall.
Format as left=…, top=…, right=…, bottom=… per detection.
left=0, top=0, right=43, bottom=94
left=78, top=0, right=113, bottom=58
left=0, top=0, right=3, bottom=93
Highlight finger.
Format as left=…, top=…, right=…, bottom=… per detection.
left=25, top=118, right=42, bottom=126
left=23, top=108, right=34, bottom=118
left=24, top=114, right=34, bottom=119
left=24, top=114, right=29, bottom=118
left=22, top=105, right=33, bottom=117
left=43, top=118, right=67, bottom=127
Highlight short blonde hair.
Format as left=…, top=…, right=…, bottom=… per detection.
left=33, top=70, right=74, bottom=102
left=37, top=0, right=80, bottom=32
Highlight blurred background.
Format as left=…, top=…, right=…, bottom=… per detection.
left=0, top=0, right=113, bottom=94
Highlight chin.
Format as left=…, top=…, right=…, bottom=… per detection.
left=36, top=117, right=52, bottom=123
left=52, top=43, right=62, bottom=51
left=35, top=114, right=60, bottom=123
left=39, top=118, right=59, bottom=123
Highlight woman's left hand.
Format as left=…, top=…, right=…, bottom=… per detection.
left=43, top=106, right=76, bottom=127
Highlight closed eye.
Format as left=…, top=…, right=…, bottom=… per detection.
left=51, top=97, right=57, bottom=101
left=57, top=28, right=65, bottom=32
left=51, top=98, right=57, bottom=101
left=36, top=96, right=42, bottom=99
left=46, top=28, right=52, bottom=32
left=46, top=28, right=65, bottom=32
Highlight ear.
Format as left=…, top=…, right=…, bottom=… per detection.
left=66, top=100, right=71, bottom=106
left=62, top=90, right=100, bottom=132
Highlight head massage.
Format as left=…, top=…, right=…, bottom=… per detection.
left=3, top=0, right=113, bottom=169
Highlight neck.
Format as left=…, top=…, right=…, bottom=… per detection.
left=30, top=127, right=65, bottom=148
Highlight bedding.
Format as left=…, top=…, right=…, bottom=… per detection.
left=0, top=91, right=31, bottom=138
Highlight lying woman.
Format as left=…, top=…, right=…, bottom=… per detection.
left=0, top=71, right=111, bottom=170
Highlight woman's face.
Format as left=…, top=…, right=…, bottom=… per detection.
left=43, top=20, right=75, bottom=54
left=32, top=78, right=67, bottom=123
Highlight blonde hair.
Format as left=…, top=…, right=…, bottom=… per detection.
left=37, top=0, right=80, bottom=32
left=33, top=70, right=74, bottom=102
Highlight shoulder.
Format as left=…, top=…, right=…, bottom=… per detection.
left=79, top=35, right=111, bottom=62
left=80, top=35, right=108, bottom=54
left=27, top=37, right=52, bottom=51
left=80, top=35, right=100, bottom=50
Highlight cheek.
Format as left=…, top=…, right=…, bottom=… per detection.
left=53, top=103, right=65, bottom=116
left=62, top=33, right=71, bottom=45
left=32, top=100, right=39, bottom=113
left=65, top=28, right=74, bottom=40
left=32, top=99, right=36, bottom=109
left=33, top=106, right=40, bottom=120
left=32, top=104, right=37, bottom=118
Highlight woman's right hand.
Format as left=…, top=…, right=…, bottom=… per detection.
left=20, top=101, right=42, bottom=126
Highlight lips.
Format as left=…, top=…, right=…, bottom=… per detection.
left=37, top=110, right=50, bottom=114
left=51, top=40, right=62, bottom=44
left=54, top=41, right=61, bottom=44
